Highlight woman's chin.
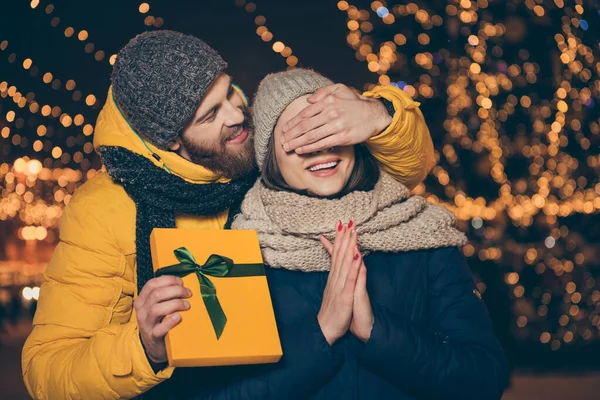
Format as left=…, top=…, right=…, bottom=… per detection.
left=306, top=184, right=346, bottom=198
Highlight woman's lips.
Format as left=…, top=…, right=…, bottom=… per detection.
left=307, top=162, right=341, bottom=177
left=225, top=128, right=249, bottom=144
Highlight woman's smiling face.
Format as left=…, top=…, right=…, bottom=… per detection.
left=272, top=95, right=356, bottom=198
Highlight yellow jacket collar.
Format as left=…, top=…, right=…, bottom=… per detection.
left=93, top=87, right=230, bottom=184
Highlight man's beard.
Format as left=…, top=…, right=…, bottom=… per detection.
left=181, top=110, right=256, bottom=180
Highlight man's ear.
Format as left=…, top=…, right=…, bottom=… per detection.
left=169, top=136, right=182, bottom=152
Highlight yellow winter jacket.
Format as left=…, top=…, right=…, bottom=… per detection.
left=22, top=85, right=434, bottom=399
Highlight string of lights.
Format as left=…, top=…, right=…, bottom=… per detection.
left=29, top=1, right=109, bottom=64
left=0, top=35, right=98, bottom=170
left=139, top=2, right=165, bottom=29
left=234, top=0, right=300, bottom=67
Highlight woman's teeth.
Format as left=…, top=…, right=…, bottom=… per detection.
left=309, top=161, right=339, bottom=172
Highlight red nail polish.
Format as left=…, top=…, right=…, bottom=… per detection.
left=348, top=220, right=354, bottom=229
left=337, top=223, right=343, bottom=232
left=354, top=253, right=360, bottom=260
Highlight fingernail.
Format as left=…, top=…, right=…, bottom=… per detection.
left=176, top=277, right=183, bottom=285
left=354, top=253, right=360, bottom=260
left=187, top=288, right=193, bottom=297
left=283, top=142, right=290, bottom=151
left=337, top=222, right=343, bottom=232
left=348, top=220, right=354, bottom=229
left=183, top=300, right=190, bottom=309
left=356, top=245, right=360, bottom=252
left=172, top=313, right=181, bottom=321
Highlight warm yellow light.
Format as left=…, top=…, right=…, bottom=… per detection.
left=52, top=147, right=63, bottom=159
left=272, top=41, right=285, bottom=53
left=86, top=95, right=97, bottom=106
left=286, top=56, right=298, bottom=67
left=27, top=159, right=42, bottom=175
left=281, top=47, right=293, bottom=57
left=74, top=114, right=85, bottom=126
left=417, top=33, right=430, bottom=45
left=481, top=98, right=492, bottom=109
left=83, top=124, right=94, bottom=136
left=337, top=1, right=349, bottom=11
left=139, top=3, right=150, bottom=13
left=394, top=34, right=406, bottom=45
left=78, top=30, right=89, bottom=41
left=254, top=15, right=266, bottom=25
left=533, top=5, right=544, bottom=16
left=557, top=100, right=568, bottom=112
left=60, top=114, right=73, bottom=127
left=23, top=59, right=33, bottom=70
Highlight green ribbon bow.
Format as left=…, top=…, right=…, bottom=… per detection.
left=155, top=247, right=265, bottom=339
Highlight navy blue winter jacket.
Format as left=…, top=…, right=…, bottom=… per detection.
left=168, top=246, right=509, bottom=400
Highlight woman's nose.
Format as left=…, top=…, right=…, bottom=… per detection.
left=311, top=147, right=335, bottom=155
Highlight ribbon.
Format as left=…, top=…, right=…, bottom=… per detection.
left=155, top=247, right=265, bottom=339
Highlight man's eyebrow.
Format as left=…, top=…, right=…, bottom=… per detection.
left=195, top=104, right=220, bottom=124
left=193, top=78, right=233, bottom=123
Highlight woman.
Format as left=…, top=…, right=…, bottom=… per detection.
left=170, top=69, right=509, bottom=399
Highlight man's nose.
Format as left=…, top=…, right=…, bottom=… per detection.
left=224, top=102, right=244, bottom=127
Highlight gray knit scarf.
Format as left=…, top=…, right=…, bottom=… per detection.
left=101, top=146, right=257, bottom=294
left=232, top=172, right=467, bottom=272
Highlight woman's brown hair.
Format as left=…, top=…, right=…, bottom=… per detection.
left=261, top=134, right=380, bottom=198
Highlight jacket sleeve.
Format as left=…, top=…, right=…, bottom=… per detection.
left=21, top=187, right=173, bottom=399
left=171, top=313, right=343, bottom=400
left=348, top=247, right=509, bottom=400
left=361, top=85, right=436, bottom=189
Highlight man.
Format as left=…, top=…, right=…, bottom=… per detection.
left=22, top=30, right=434, bottom=399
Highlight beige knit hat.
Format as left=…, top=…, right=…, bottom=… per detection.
left=252, top=69, right=334, bottom=168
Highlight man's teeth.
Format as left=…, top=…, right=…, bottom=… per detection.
left=227, top=130, right=242, bottom=141
left=309, top=161, right=339, bottom=172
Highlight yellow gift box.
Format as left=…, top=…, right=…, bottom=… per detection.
left=150, top=228, right=282, bottom=367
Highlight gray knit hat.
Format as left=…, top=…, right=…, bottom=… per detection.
left=111, top=30, right=227, bottom=150
left=252, top=69, right=333, bottom=168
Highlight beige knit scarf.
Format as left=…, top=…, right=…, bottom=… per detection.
left=231, top=172, right=467, bottom=272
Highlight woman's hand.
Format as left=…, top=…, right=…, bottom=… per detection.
left=350, top=256, right=374, bottom=342
left=317, top=221, right=361, bottom=346
left=321, top=226, right=374, bottom=343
